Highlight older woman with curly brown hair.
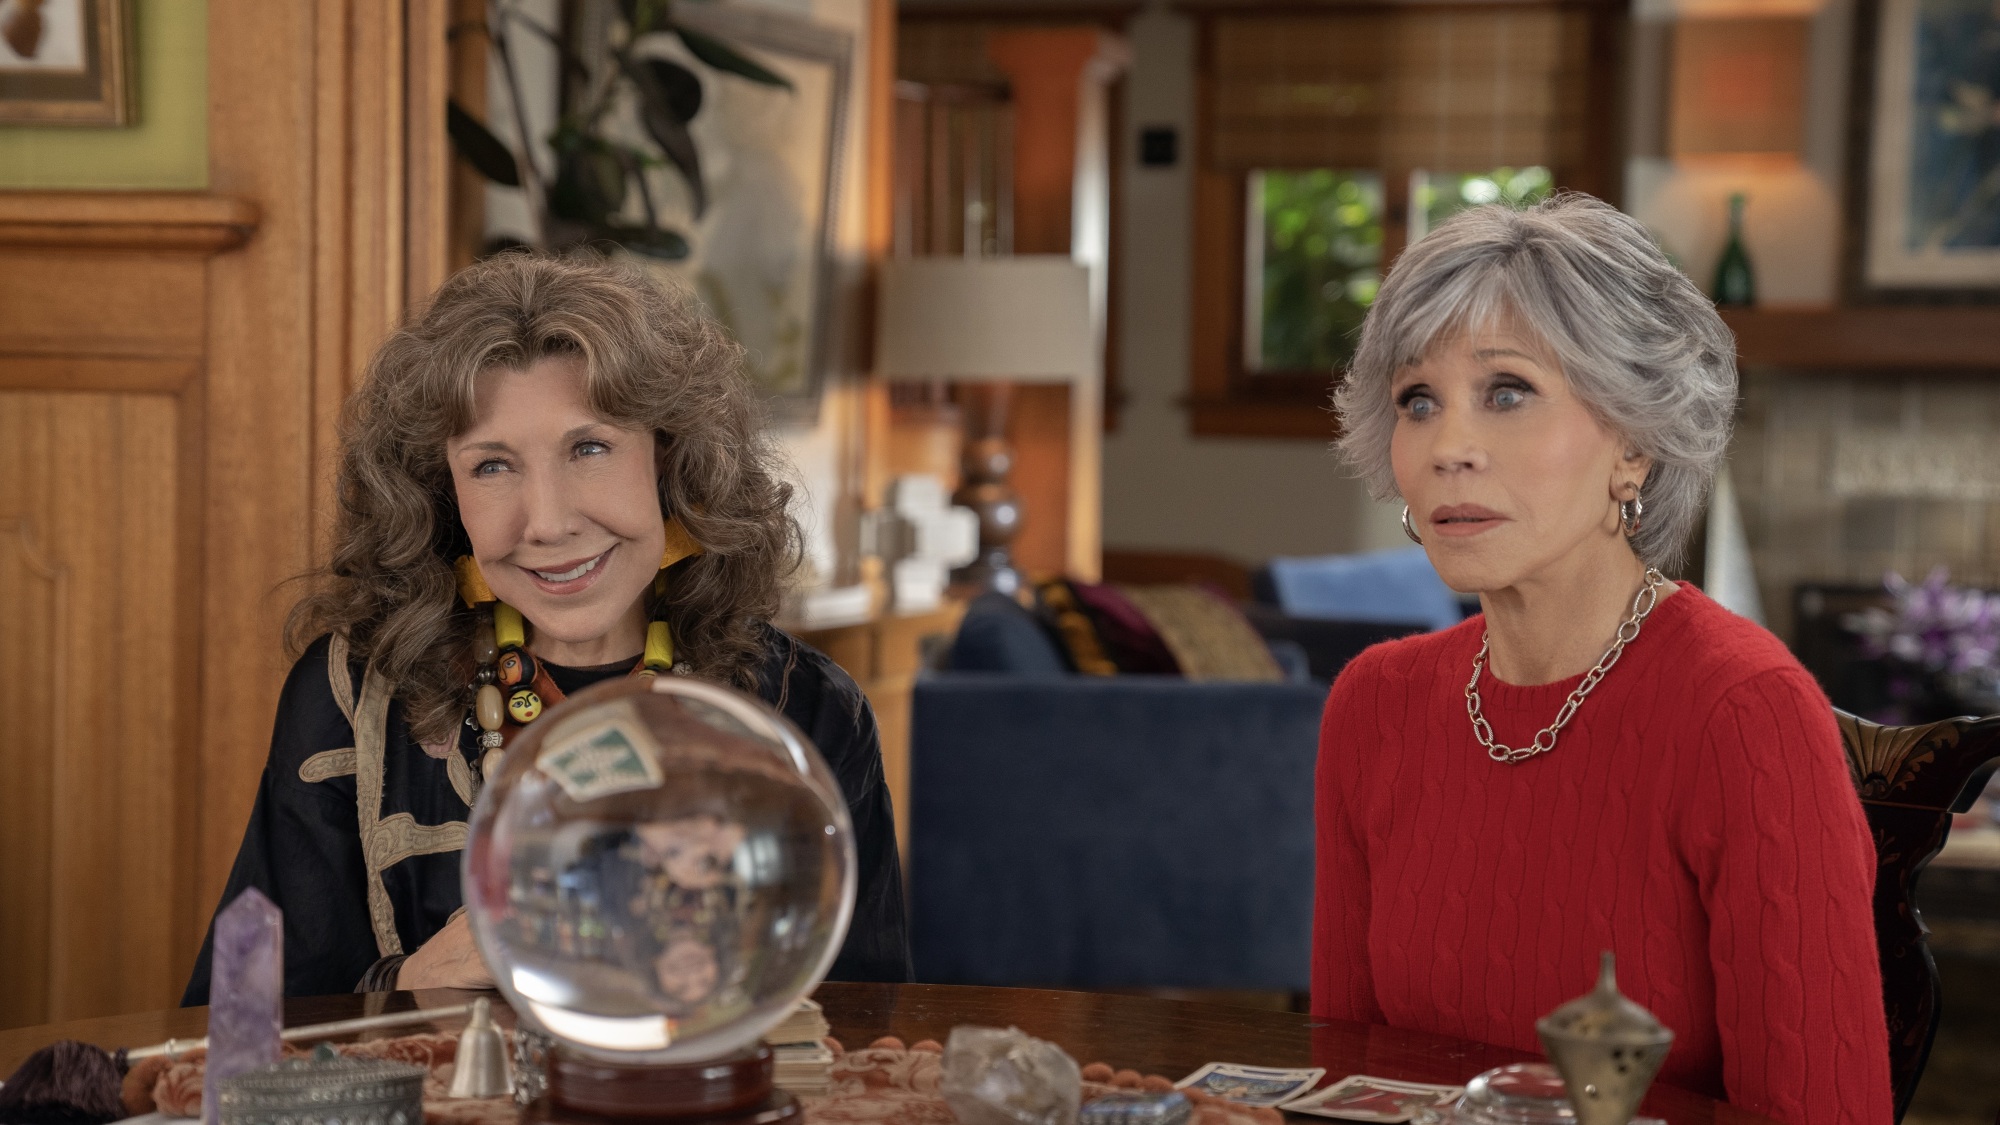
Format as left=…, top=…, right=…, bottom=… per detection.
left=183, top=253, right=910, bottom=998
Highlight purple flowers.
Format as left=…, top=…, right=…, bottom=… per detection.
left=1845, top=567, right=2000, bottom=676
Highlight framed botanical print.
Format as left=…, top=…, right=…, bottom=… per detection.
left=0, top=0, right=133, bottom=125
left=640, top=3, right=853, bottom=423
left=1852, top=0, right=2000, bottom=297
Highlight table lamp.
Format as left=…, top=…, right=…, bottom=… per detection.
left=876, top=257, right=1095, bottom=596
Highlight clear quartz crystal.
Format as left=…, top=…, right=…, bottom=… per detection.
left=940, top=1026, right=1082, bottom=1125
left=204, top=888, right=285, bottom=1125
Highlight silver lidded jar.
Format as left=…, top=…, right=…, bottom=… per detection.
left=1532, top=952, right=1674, bottom=1125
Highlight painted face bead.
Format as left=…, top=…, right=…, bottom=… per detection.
left=498, top=649, right=536, bottom=688
left=507, top=688, right=543, bottom=724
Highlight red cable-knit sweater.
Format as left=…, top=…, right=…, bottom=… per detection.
left=1313, top=583, right=1893, bottom=1125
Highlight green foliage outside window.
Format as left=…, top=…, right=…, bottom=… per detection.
left=1412, top=166, right=1554, bottom=241
left=1248, top=165, right=1554, bottom=375
left=1251, top=169, right=1384, bottom=373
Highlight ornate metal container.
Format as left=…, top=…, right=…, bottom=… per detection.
left=1533, top=952, right=1673, bottom=1125
left=216, top=1054, right=425, bottom=1125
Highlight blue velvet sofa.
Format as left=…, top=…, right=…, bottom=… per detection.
left=907, top=593, right=1417, bottom=991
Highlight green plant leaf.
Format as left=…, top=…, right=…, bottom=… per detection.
left=604, top=222, right=692, bottom=260
left=627, top=58, right=707, bottom=215
left=548, top=139, right=627, bottom=225
left=675, top=28, right=791, bottom=89
left=619, top=0, right=671, bottom=35
left=446, top=99, right=521, bottom=187
left=643, top=57, right=702, bottom=122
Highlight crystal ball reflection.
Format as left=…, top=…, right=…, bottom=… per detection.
left=463, top=675, right=857, bottom=1064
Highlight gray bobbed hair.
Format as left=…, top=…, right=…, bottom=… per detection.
left=1333, top=192, right=1737, bottom=570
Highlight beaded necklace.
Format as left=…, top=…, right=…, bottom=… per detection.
left=455, top=521, right=702, bottom=778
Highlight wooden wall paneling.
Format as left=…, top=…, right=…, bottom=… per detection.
left=0, top=514, right=60, bottom=1026
left=0, top=249, right=208, bottom=360
left=406, top=0, right=453, bottom=304
left=201, top=0, right=320, bottom=948
left=449, top=0, right=490, bottom=271
left=204, top=0, right=454, bottom=958
left=0, top=192, right=251, bottom=1027
left=0, top=193, right=257, bottom=251
left=310, top=0, right=447, bottom=565
left=1007, top=384, right=1074, bottom=582
left=42, top=394, right=183, bottom=1020
left=868, top=0, right=898, bottom=262
left=983, top=27, right=1121, bottom=582
left=864, top=0, right=898, bottom=515
left=0, top=0, right=450, bottom=1026
left=0, top=387, right=189, bottom=1025
left=169, top=341, right=207, bottom=1017
left=110, top=397, right=184, bottom=1018
left=985, top=31, right=1100, bottom=254
left=312, top=0, right=359, bottom=570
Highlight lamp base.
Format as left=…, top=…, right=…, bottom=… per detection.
left=525, top=1044, right=800, bottom=1125
left=952, top=556, right=1022, bottom=598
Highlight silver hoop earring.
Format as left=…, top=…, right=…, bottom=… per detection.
left=1620, top=494, right=1645, bottom=538
left=1402, top=504, right=1423, bottom=545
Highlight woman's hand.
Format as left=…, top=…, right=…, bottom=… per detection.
left=397, top=910, right=496, bottom=990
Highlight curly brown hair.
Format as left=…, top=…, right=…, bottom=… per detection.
left=291, top=251, right=804, bottom=742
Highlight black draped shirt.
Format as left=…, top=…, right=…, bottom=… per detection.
left=183, top=624, right=912, bottom=1002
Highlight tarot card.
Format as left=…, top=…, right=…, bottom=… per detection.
left=1173, top=1063, right=1326, bottom=1108
left=537, top=700, right=665, bottom=802
left=1279, top=1075, right=1465, bottom=1122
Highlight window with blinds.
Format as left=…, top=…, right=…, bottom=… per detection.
left=1205, top=9, right=1592, bottom=177
left=1199, top=7, right=1590, bottom=377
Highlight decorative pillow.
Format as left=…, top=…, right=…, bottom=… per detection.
left=1115, top=584, right=1285, bottom=682
left=947, top=592, right=1070, bottom=675
left=1033, top=579, right=1119, bottom=676
left=1067, top=580, right=1182, bottom=675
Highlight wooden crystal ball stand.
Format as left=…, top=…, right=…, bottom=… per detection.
left=526, top=1043, right=800, bottom=1125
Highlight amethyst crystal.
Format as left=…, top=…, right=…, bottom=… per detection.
left=203, top=888, right=284, bottom=1125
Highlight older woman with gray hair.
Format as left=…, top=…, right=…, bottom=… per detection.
left=1313, top=195, right=1890, bottom=1124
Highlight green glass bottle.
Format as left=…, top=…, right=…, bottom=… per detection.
left=1712, top=192, right=1755, bottom=308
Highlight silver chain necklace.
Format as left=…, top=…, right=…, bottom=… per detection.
left=1465, top=568, right=1668, bottom=764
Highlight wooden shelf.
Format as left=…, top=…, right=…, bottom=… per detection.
left=1721, top=305, right=2000, bottom=372
left=1185, top=395, right=1341, bottom=439
left=0, top=192, right=258, bottom=253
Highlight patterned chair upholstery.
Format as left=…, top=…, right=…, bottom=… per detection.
left=1835, top=710, right=2000, bottom=1121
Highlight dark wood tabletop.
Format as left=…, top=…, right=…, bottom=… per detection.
left=0, top=983, right=1778, bottom=1124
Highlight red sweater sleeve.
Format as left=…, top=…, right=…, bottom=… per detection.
left=1312, top=655, right=1386, bottom=1024
left=1682, top=668, right=1893, bottom=1125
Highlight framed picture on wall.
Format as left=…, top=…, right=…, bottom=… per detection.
left=635, top=3, right=853, bottom=423
left=1850, top=0, right=2000, bottom=298
left=0, top=0, right=133, bottom=125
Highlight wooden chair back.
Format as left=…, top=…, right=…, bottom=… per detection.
left=1835, top=709, right=2000, bottom=1121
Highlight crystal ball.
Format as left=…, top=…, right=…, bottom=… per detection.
left=463, top=674, right=857, bottom=1064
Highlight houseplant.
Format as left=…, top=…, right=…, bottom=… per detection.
left=449, top=0, right=791, bottom=259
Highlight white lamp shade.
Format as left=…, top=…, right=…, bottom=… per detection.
left=875, top=256, right=1094, bottom=383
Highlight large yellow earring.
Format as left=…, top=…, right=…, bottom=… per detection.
left=455, top=556, right=497, bottom=607
left=645, top=518, right=702, bottom=677
left=660, top=516, right=702, bottom=569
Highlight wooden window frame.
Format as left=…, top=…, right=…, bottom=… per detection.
left=1183, top=1, right=1628, bottom=440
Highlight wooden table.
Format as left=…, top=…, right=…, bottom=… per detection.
left=0, top=983, right=1777, bottom=1124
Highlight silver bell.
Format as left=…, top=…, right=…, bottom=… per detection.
left=447, top=997, right=514, bottom=1099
